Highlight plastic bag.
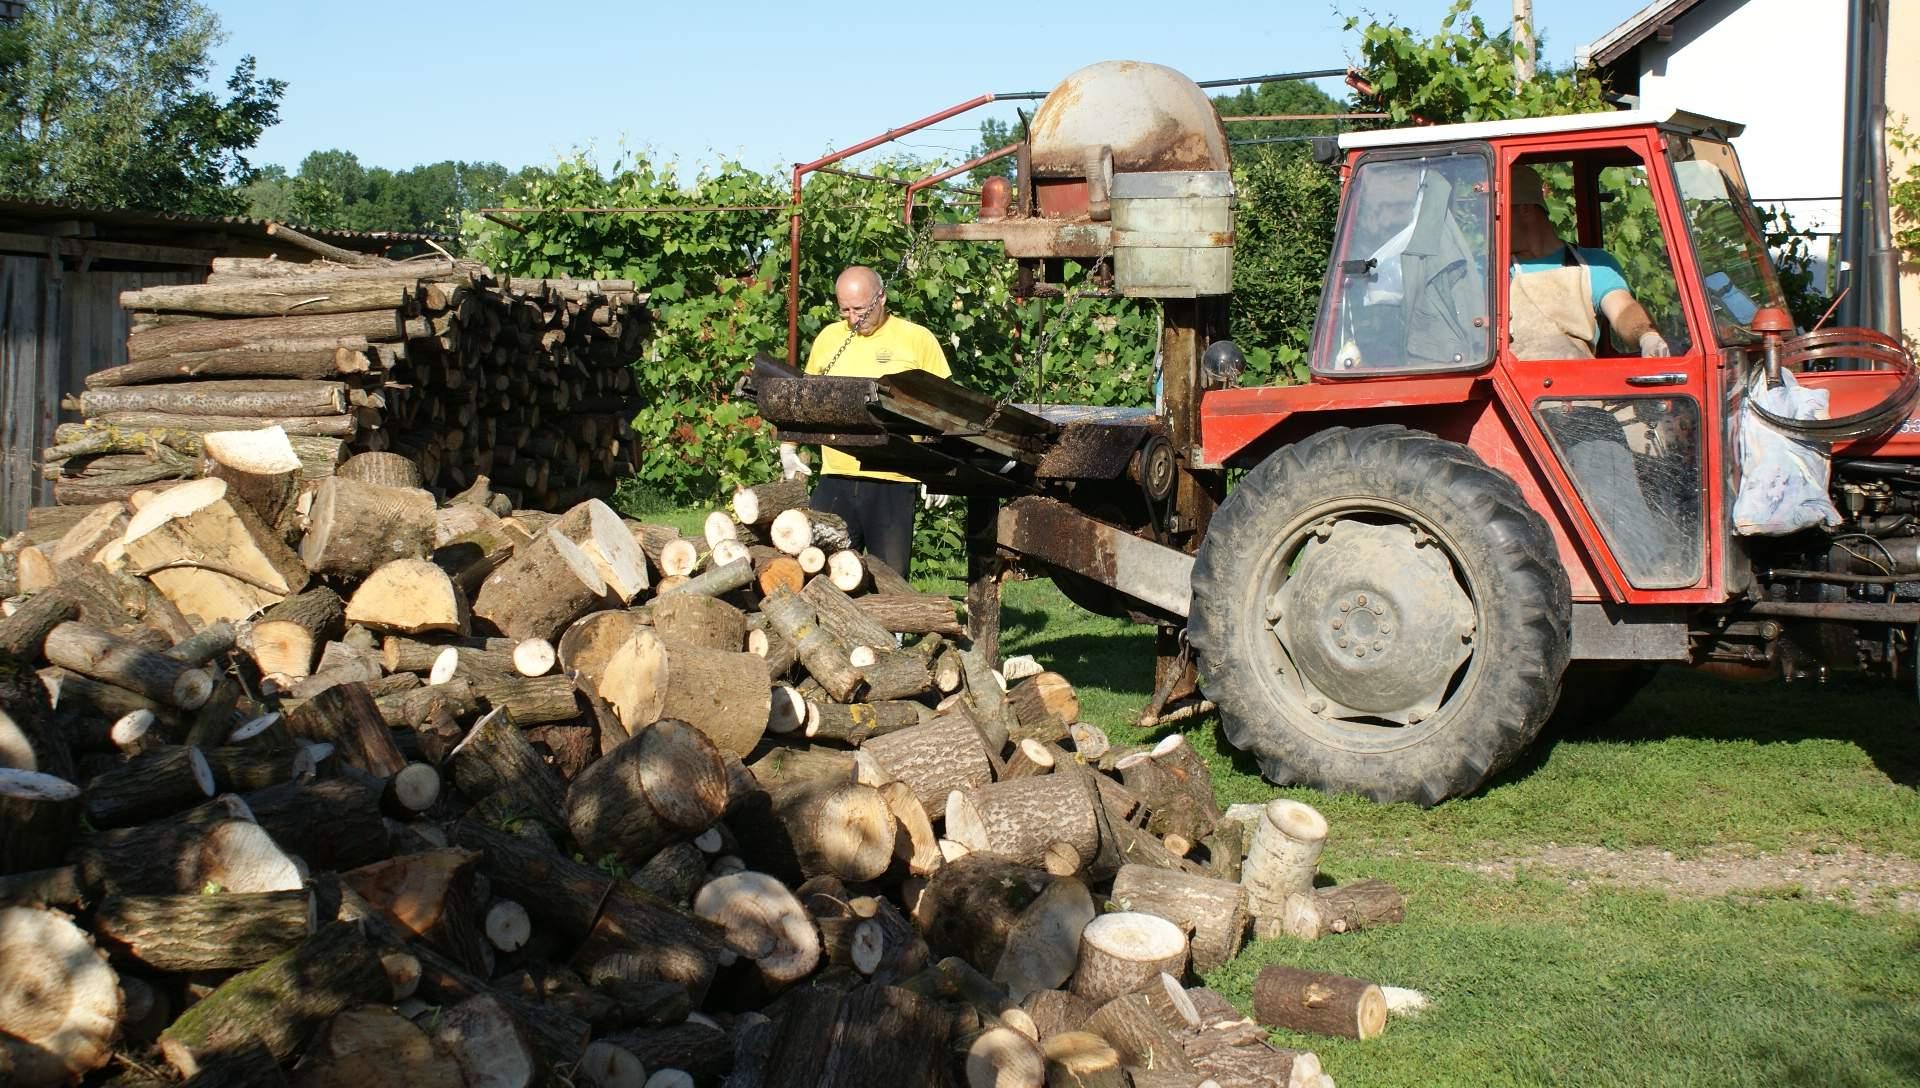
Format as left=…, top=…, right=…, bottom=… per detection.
left=1732, top=369, right=1842, bottom=535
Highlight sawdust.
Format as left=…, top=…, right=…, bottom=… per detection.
left=1458, top=843, right=1920, bottom=914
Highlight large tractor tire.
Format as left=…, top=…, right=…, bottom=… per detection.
left=1189, top=425, right=1571, bottom=805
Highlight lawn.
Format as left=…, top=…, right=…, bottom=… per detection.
left=945, top=574, right=1920, bottom=1088
left=650, top=497, right=1920, bottom=1085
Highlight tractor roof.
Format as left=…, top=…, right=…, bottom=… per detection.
left=1337, top=108, right=1744, bottom=151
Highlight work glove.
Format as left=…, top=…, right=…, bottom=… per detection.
left=779, top=442, right=812, bottom=481
left=1639, top=330, right=1673, bottom=358
left=920, top=485, right=951, bottom=510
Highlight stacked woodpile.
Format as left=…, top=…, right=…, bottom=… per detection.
left=0, top=460, right=1416, bottom=1088
left=43, top=242, right=645, bottom=513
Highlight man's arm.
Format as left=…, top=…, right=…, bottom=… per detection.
left=1599, top=290, right=1670, bottom=356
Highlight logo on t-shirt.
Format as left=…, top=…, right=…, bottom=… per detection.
left=873, top=349, right=893, bottom=366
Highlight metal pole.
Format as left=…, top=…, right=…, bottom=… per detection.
left=1513, top=0, right=1536, bottom=84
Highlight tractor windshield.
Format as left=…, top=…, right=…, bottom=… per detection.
left=1668, top=136, right=1788, bottom=345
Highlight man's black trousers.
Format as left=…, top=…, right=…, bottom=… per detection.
left=810, top=474, right=915, bottom=578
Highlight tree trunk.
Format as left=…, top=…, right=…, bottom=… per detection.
left=552, top=499, right=650, bottom=604
left=43, top=622, right=213, bottom=710
left=805, top=698, right=928, bottom=745
left=93, top=889, right=311, bottom=970
left=200, top=426, right=302, bottom=528
left=1242, top=799, right=1327, bottom=938
left=125, top=310, right=416, bottom=361
left=854, top=593, right=963, bottom=636
left=1042, top=1032, right=1127, bottom=1088
left=158, top=921, right=388, bottom=1077
left=345, top=558, right=468, bottom=635
left=733, top=479, right=810, bottom=529
left=1281, top=879, right=1405, bottom=941
left=81, top=744, right=215, bottom=828
left=80, top=379, right=350, bottom=418
left=85, top=345, right=370, bottom=387
left=993, top=876, right=1097, bottom=1002
left=473, top=527, right=609, bottom=642
left=1251, top=964, right=1387, bottom=1040
left=761, top=588, right=863, bottom=702
left=447, top=707, right=568, bottom=830
left=0, top=590, right=79, bottom=659
left=242, top=777, right=391, bottom=872
left=1069, top=913, right=1188, bottom=1007
left=860, top=707, right=995, bottom=815
left=945, top=773, right=1101, bottom=872
left=300, top=476, right=437, bottom=580
left=565, top=717, right=728, bottom=866
left=1109, top=865, right=1249, bottom=975
left=0, top=904, right=122, bottom=1086
left=817, top=984, right=952, bottom=1087
left=914, top=854, right=1055, bottom=971
left=121, top=277, right=413, bottom=317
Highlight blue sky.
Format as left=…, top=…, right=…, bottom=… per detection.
left=203, top=0, right=1649, bottom=176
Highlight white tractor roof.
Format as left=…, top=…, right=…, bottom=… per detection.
left=1337, top=108, right=1744, bottom=150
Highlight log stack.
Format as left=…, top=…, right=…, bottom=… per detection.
left=0, top=465, right=1428, bottom=1087
left=42, top=254, right=647, bottom=512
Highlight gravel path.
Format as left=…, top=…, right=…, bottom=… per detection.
left=1458, top=843, right=1920, bottom=913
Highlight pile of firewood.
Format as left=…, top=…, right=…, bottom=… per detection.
left=44, top=239, right=644, bottom=512
left=0, top=457, right=1416, bottom=1088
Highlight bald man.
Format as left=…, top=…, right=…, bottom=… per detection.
left=780, top=265, right=952, bottom=577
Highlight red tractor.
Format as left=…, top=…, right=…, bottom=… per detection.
left=755, top=61, right=1917, bottom=805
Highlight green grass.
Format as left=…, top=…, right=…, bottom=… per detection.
left=921, top=574, right=1920, bottom=1086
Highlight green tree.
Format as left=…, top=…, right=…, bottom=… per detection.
left=966, top=117, right=1016, bottom=183
left=246, top=149, right=516, bottom=241
left=1214, top=79, right=1344, bottom=162
left=1346, top=0, right=1606, bottom=124
left=0, top=0, right=283, bottom=213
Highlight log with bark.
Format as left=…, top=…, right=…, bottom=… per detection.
left=1242, top=799, right=1327, bottom=939
left=1282, top=879, right=1406, bottom=941
left=566, top=718, right=729, bottom=867
left=1109, top=865, right=1249, bottom=975
left=1070, top=912, right=1188, bottom=1007
left=1251, top=964, right=1387, bottom=1041
left=92, top=889, right=312, bottom=971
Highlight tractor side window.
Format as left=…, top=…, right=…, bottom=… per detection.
left=1535, top=396, right=1704, bottom=588
left=1508, top=157, right=1690, bottom=360
left=1597, top=165, right=1692, bottom=355
left=1311, top=153, right=1491, bottom=375
left=1670, top=137, right=1789, bottom=345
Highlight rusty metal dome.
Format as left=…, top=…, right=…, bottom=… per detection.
left=1028, top=60, right=1231, bottom=176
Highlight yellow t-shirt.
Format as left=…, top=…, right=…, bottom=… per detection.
left=803, top=314, right=951, bottom=482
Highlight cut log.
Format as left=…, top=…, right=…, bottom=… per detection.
left=738, top=775, right=896, bottom=883
left=945, top=773, right=1101, bottom=871
left=553, top=500, right=650, bottom=604
left=1007, top=673, right=1080, bottom=746
left=118, top=477, right=306, bottom=623
left=826, top=549, right=866, bottom=592
left=448, top=707, right=568, bottom=830
left=1110, top=865, right=1249, bottom=975
left=804, top=697, right=927, bottom=745
left=649, top=592, right=746, bottom=652
left=576, top=1040, right=647, bottom=1088
left=124, top=310, right=416, bottom=361
left=43, top=622, right=212, bottom=710
left=761, top=587, right=862, bottom=702
left=1067, top=723, right=1110, bottom=763
left=801, top=577, right=894, bottom=651
left=566, top=718, right=728, bottom=866
left=556, top=610, right=646, bottom=691
left=1082, top=992, right=1196, bottom=1075
left=248, top=585, right=344, bottom=681
left=1021, top=989, right=1097, bottom=1041
left=654, top=557, right=752, bottom=600
left=604, top=629, right=769, bottom=756
left=1242, top=800, right=1327, bottom=937
left=336, top=449, right=425, bottom=489
left=1002, top=738, right=1056, bottom=779
left=46, top=504, right=127, bottom=570
left=1281, top=879, right=1406, bottom=941
left=0, top=865, right=82, bottom=907
left=879, top=779, right=942, bottom=878
left=433, top=992, right=539, bottom=1088
left=242, top=777, right=389, bottom=873
left=966, top=1026, right=1045, bottom=1088
left=732, top=479, right=808, bottom=528
left=915, top=853, right=1056, bottom=971
left=76, top=795, right=284, bottom=895
left=93, top=889, right=311, bottom=970
left=692, top=870, right=820, bottom=984
left=848, top=646, right=933, bottom=701
left=0, top=589, right=79, bottom=658
left=1251, top=964, right=1387, bottom=1041
left=855, top=592, right=962, bottom=636
left=1041, top=1031, right=1127, bottom=1088
left=158, top=920, right=387, bottom=1077
left=1070, top=913, right=1188, bottom=1007
left=0, top=905, right=122, bottom=1086
left=80, top=378, right=350, bottom=418
left=300, top=477, right=437, bottom=580
left=993, top=875, right=1097, bottom=1002
left=345, top=558, right=468, bottom=635
left=345, top=848, right=491, bottom=973
left=754, top=552, right=805, bottom=598
left=474, top=527, right=609, bottom=642
left=818, top=983, right=951, bottom=1086
left=82, top=744, right=214, bottom=827
left=1115, top=735, right=1219, bottom=846
left=201, top=426, right=302, bottom=528
left=297, top=1005, right=464, bottom=1088
left=765, top=684, right=806, bottom=736
left=861, top=707, right=995, bottom=815
left=121, top=276, right=413, bottom=317
left=84, top=343, right=370, bottom=387
left=1182, top=1028, right=1321, bottom=1088
left=513, top=637, right=556, bottom=676
left=796, top=546, right=826, bottom=575
left=386, top=761, right=443, bottom=813
left=285, top=681, right=406, bottom=777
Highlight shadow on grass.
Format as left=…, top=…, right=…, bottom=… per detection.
left=1491, top=664, right=1920, bottom=792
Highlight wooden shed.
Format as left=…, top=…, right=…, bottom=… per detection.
left=0, top=201, right=431, bottom=531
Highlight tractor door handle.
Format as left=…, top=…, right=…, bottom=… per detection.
left=1624, top=372, right=1688, bottom=387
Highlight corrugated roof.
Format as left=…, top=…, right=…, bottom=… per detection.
left=0, top=196, right=446, bottom=247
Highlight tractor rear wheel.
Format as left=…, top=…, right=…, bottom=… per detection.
left=1189, top=425, right=1571, bottom=805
